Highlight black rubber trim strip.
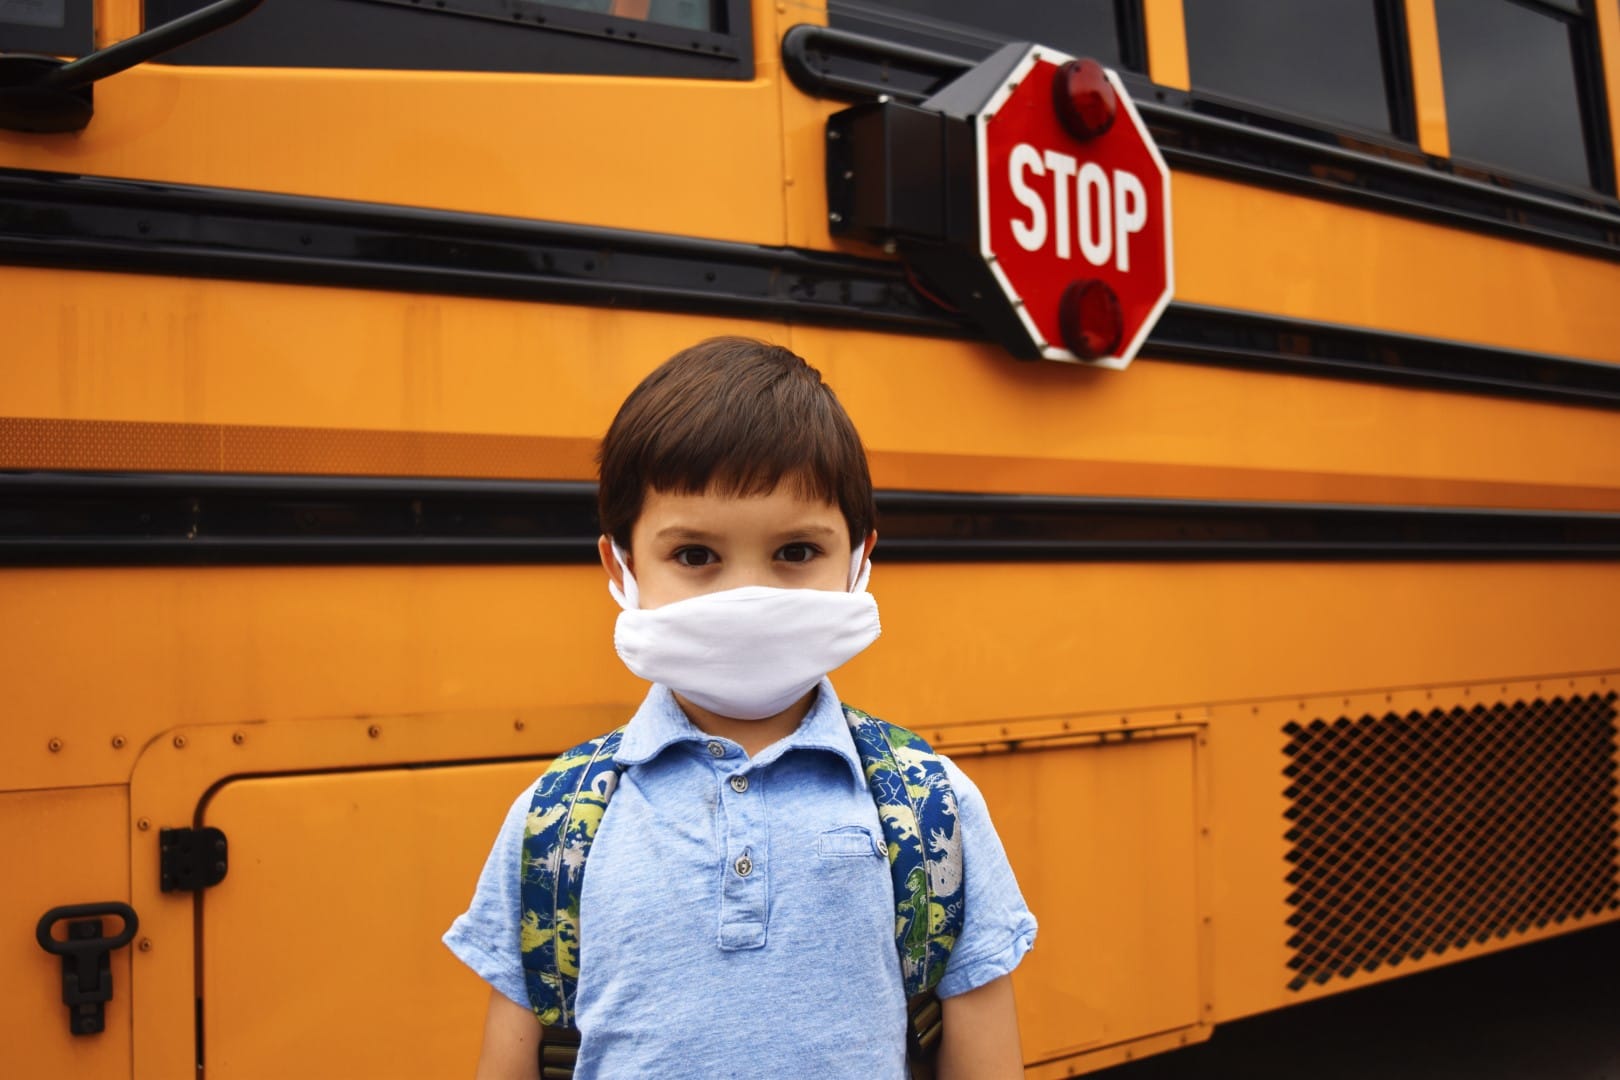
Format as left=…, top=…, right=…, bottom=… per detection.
left=0, top=167, right=965, bottom=338
left=6, top=166, right=1620, bottom=410
left=1154, top=303, right=1620, bottom=410
left=5, top=472, right=1620, bottom=566
left=781, top=24, right=1620, bottom=260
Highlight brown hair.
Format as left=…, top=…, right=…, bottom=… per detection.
left=597, top=337, right=876, bottom=549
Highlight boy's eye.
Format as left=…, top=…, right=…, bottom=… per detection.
left=776, top=542, right=820, bottom=564
left=673, top=546, right=717, bottom=568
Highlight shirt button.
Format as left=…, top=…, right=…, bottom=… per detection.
left=734, top=854, right=753, bottom=877
left=707, top=742, right=725, bottom=758
left=729, top=774, right=749, bottom=793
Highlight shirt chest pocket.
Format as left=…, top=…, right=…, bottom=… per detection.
left=816, top=825, right=884, bottom=859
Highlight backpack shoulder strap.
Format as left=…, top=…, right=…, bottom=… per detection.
left=519, top=728, right=626, bottom=1028
left=842, top=704, right=965, bottom=998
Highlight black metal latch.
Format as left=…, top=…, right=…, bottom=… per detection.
left=35, top=902, right=139, bottom=1035
left=160, top=826, right=229, bottom=892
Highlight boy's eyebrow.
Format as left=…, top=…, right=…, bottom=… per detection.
left=777, top=524, right=840, bottom=540
left=652, top=526, right=722, bottom=542
left=651, top=524, right=842, bottom=542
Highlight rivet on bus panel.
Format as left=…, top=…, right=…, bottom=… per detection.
left=111, top=735, right=126, bottom=749
left=173, top=735, right=187, bottom=749
left=368, top=724, right=382, bottom=738
left=47, top=738, right=62, bottom=753
left=138, top=939, right=153, bottom=953
left=138, top=818, right=151, bottom=831
left=514, top=719, right=526, bottom=732
left=232, top=731, right=246, bottom=745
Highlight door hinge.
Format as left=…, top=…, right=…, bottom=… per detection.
left=160, top=827, right=229, bottom=892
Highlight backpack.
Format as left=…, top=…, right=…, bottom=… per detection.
left=518, top=703, right=964, bottom=1079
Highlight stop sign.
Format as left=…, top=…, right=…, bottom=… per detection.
left=978, top=46, right=1172, bottom=368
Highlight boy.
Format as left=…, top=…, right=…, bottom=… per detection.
left=445, top=337, right=1036, bottom=1079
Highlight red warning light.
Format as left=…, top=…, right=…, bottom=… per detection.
left=1058, top=279, right=1123, bottom=360
left=1052, top=58, right=1117, bottom=141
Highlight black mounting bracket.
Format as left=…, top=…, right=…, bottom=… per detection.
left=160, top=826, right=229, bottom=892
left=0, top=0, right=264, bottom=133
left=35, top=902, right=139, bottom=1036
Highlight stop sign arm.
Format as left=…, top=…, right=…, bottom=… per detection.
left=826, top=41, right=1174, bottom=368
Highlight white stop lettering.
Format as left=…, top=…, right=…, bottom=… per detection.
left=1008, top=142, right=1148, bottom=273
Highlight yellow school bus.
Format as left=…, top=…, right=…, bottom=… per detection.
left=4, top=1, right=1620, bottom=1076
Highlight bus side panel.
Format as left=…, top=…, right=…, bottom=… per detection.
left=196, top=763, right=549, bottom=1078
left=2, top=785, right=133, bottom=1078
left=966, top=735, right=1205, bottom=1066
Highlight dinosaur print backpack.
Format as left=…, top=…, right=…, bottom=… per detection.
left=517, top=704, right=964, bottom=1079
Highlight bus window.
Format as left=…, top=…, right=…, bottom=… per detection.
left=827, top=0, right=1140, bottom=73
left=0, top=0, right=92, bottom=54
left=532, top=0, right=712, bottom=32
left=1184, top=0, right=1412, bottom=139
left=1434, top=0, right=1612, bottom=193
left=140, top=0, right=748, bottom=78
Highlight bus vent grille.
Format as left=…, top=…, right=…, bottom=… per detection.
left=1282, top=692, right=1620, bottom=992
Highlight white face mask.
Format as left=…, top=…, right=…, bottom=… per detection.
left=608, top=546, right=880, bottom=720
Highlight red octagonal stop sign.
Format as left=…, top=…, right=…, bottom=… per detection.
left=978, top=46, right=1172, bottom=368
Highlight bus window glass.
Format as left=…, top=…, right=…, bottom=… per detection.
left=141, top=0, right=745, bottom=77
left=1434, top=0, right=1593, bottom=190
left=542, top=0, right=715, bottom=32
left=1184, top=0, right=1396, bottom=135
left=829, top=0, right=1125, bottom=70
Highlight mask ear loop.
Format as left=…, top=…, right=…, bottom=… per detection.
left=848, top=547, right=871, bottom=593
left=608, top=544, right=640, bottom=610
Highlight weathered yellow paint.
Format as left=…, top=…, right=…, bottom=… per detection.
left=0, top=66, right=786, bottom=247
left=5, top=2, right=1620, bottom=1077
left=1403, top=0, right=1451, bottom=158
left=1, top=786, right=132, bottom=1079
left=198, top=763, right=547, bottom=1078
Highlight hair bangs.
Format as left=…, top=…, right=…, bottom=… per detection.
left=597, top=338, right=876, bottom=549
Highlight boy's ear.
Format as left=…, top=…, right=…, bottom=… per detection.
left=597, top=535, right=627, bottom=588
left=861, top=530, right=878, bottom=562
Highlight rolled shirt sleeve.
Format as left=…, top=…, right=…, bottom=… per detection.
left=935, top=756, right=1038, bottom=999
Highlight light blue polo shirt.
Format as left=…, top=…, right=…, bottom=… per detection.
left=444, top=679, right=1036, bottom=1079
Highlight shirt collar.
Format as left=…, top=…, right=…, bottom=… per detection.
left=614, top=677, right=865, bottom=785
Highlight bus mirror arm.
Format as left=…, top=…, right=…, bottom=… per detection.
left=0, top=0, right=265, bottom=134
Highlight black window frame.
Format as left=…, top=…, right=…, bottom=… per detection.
left=824, top=0, right=1147, bottom=76
left=142, top=0, right=754, bottom=80
left=1435, top=0, right=1616, bottom=197
left=1181, top=0, right=1418, bottom=151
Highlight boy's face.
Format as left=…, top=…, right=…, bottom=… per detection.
left=599, top=484, right=873, bottom=609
